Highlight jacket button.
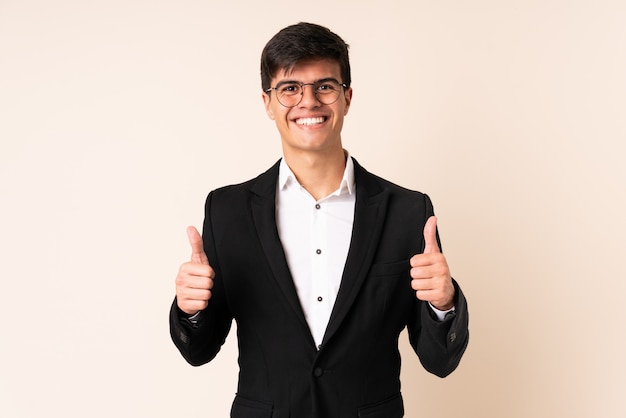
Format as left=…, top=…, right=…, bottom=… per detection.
left=313, top=368, right=324, bottom=377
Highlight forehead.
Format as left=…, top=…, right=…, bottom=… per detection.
left=272, top=58, right=342, bottom=83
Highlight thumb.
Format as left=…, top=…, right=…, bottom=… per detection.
left=187, top=226, right=209, bottom=265
left=423, top=216, right=441, bottom=254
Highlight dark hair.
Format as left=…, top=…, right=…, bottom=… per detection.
left=260, top=22, right=351, bottom=92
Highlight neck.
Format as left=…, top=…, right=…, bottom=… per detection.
left=283, top=148, right=347, bottom=200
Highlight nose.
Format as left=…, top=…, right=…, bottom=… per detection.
left=298, top=83, right=321, bottom=107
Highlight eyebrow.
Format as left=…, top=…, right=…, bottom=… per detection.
left=274, top=77, right=341, bottom=88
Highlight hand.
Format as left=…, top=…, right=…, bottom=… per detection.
left=175, top=226, right=215, bottom=315
left=410, top=216, right=455, bottom=310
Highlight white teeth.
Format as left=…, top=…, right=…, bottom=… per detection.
left=296, top=117, right=324, bottom=126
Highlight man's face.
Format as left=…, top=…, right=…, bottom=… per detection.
left=262, top=58, right=352, bottom=157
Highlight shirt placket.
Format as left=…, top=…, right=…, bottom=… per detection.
left=311, top=199, right=330, bottom=346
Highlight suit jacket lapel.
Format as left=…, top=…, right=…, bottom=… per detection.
left=323, top=159, right=389, bottom=346
left=248, top=161, right=313, bottom=344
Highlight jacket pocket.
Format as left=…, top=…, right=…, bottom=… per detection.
left=230, top=394, right=274, bottom=418
left=357, top=393, right=404, bottom=418
left=369, top=260, right=410, bottom=277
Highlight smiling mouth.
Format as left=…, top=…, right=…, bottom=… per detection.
left=295, top=117, right=326, bottom=126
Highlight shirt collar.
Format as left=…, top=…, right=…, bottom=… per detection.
left=278, top=150, right=356, bottom=196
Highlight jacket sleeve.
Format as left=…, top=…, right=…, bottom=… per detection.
left=408, top=279, right=469, bottom=377
left=406, top=193, right=469, bottom=377
left=169, top=191, right=234, bottom=366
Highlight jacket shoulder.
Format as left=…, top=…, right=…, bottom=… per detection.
left=208, top=160, right=281, bottom=201
left=352, top=158, right=429, bottom=199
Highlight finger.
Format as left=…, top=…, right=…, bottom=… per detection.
left=180, top=262, right=214, bottom=280
left=177, top=285, right=213, bottom=302
left=411, top=276, right=433, bottom=291
left=176, top=295, right=210, bottom=316
left=187, top=226, right=209, bottom=265
left=177, top=266, right=214, bottom=288
left=423, top=216, right=440, bottom=254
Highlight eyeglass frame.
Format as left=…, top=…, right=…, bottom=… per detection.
left=265, top=78, right=348, bottom=108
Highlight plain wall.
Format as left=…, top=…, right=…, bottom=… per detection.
left=1, top=1, right=625, bottom=417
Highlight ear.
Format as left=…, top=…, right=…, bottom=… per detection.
left=262, top=91, right=275, bottom=120
left=343, top=87, right=353, bottom=116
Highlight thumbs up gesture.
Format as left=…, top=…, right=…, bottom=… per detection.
left=175, top=226, right=215, bottom=315
left=410, top=216, right=455, bottom=310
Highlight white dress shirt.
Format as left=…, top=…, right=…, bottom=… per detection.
left=275, top=155, right=453, bottom=348
left=276, top=156, right=356, bottom=348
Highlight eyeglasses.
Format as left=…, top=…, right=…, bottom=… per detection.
left=265, top=79, right=347, bottom=108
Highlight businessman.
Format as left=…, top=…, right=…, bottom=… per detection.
left=170, top=22, right=469, bottom=418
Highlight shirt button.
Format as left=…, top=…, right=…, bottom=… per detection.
left=316, top=249, right=322, bottom=255
left=315, top=204, right=321, bottom=209
left=317, top=296, right=323, bottom=302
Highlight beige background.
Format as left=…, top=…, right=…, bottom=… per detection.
left=1, top=0, right=625, bottom=417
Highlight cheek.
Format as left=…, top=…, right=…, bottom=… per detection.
left=270, top=103, right=290, bottom=122
left=275, top=108, right=293, bottom=124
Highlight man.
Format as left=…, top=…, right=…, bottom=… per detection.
left=170, top=22, right=469, bottom=418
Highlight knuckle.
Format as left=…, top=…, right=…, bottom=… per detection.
left=175, top=275, right=187, bottom=287
left=179, top=262, right=192, bottom=273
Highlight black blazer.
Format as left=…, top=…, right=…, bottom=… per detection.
left=170, top=158, right=469, bottom=418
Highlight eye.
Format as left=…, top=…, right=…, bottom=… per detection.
left=317, top=83, right=336, bottom=92
left=279, top=83, right=301, bottom=95
left=316, top=81, right=341, bottom=94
